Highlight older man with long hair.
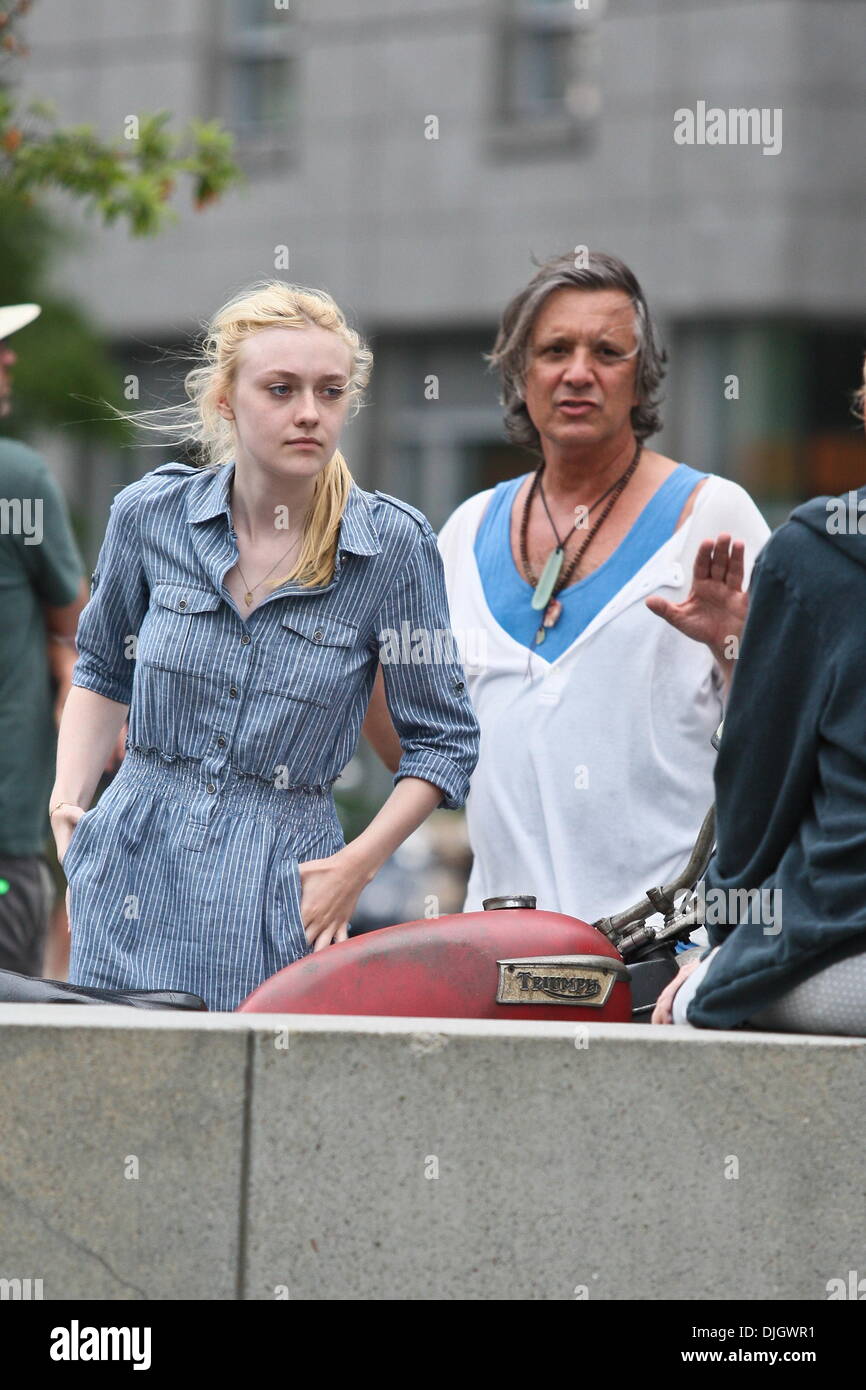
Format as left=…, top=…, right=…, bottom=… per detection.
left=367, top=250, right=770, bottom=926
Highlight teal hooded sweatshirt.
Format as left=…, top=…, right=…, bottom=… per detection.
left=688, top=486, right=866, bottom=1029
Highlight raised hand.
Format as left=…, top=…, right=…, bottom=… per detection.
left=645, top=534, right=749, bottom=667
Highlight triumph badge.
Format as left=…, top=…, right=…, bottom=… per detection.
left=496, top=955, right=628, bottom=1007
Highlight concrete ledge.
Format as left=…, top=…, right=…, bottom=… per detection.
left=1, top=1008, right=864, bottom=1300
left=0, top=1006, right=249, bottom=1300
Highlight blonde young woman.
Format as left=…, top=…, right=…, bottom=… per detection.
left=49, top=282, right=480, bottom=1010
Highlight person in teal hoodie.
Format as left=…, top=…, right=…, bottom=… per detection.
left=653, top=358, right=866, bottom=1034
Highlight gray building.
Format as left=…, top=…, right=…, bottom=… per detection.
left=16, top=0, right=866, bottom=545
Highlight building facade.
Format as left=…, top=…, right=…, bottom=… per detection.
left=15, top=0, right=866, bottom=546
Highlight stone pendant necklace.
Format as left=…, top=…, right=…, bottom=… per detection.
left=519, top=440, right=643, bottom=646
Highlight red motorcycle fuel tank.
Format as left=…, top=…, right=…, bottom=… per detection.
left=238, top=906, right=632, bottom=1021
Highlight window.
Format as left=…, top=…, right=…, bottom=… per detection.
left=491, top=0, right=605, bottom=154
left=670, top=321, right=866, bottom=526
left=221, top=0, right=297, bottom=160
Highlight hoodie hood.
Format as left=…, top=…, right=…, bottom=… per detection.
left=790, top=486, right=866, bottom=569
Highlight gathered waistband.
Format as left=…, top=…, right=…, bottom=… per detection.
left=113, top=746, right=341, bottom=827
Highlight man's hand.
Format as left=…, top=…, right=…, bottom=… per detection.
left=645, top=534, right=749, bottom=670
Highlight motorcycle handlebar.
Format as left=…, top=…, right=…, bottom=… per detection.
left=593, top=804, right=716, bottom=942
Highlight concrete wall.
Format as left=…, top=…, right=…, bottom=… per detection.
left=1, top=1006, right=864, bottom=1301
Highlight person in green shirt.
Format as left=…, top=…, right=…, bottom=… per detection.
left=0, top=302, right=88, bottom=975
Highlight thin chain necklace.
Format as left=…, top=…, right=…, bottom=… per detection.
left=234, top=530, right=305, bottom=607
left=519, top=439, right=643, bottom=647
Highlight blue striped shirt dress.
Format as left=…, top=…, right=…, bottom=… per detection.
left=63, top=461, right=480, bottom=1010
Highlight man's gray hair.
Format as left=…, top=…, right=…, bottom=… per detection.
left=486, top=250, right=667, bottom=453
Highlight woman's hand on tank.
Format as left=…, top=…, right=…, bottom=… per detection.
left=651, top=953, right=704, bottom=1024
left=645, top=533, right=749, bottom=669
left=298, top=848, right=370, bottom=951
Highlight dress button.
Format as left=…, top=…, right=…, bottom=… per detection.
left=206, top=783, right=216, bottom=794
left=312, top=629, right=324, bottom=643
left=240, top=633, right=251, bottom=645
left=179, top=599, right=188, bottom=609
left=229, top=686, right=238, bottom=697
left=216, top=737, right=226, bottom=747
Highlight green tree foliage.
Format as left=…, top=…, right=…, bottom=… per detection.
left=0, top=190, right=132, bottom=444
left=0, top=0, right=243, bottom=444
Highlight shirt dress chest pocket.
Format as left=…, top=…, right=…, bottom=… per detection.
left=140, top=583, right=222, bottom=675
left=255, top=608, right=368, bottom=709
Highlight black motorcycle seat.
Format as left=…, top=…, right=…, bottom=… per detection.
left=0, top=968, right=207, bottom=1011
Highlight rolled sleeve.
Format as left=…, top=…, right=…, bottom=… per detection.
left=374, top=523, right=480, bottom=810
left=72, top=484, right=150, bottom=705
